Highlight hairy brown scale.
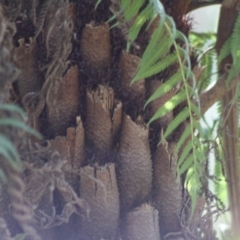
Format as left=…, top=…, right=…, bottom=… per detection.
left=14, top=38, right=44, bottom=102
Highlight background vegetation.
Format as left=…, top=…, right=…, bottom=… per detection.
left=0, top=0, right=240, bottom=240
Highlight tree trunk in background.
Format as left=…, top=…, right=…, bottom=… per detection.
left=0, top=1, right=215, bottom=240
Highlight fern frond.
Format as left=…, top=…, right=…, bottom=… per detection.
left=0, top=118, right=42, bottom=138
left=179, top=154, right=194, bottom=175
left=214, top=140, right=227, bottom=204
left=127, top=4, right=153, bottom=40
left=230, top=12, right=240, bottom=63
left=189, top=31, right=217, bottom=91
left=111, top=0, right=204, bottom=214
left=149, top=90, right=187, bottom=121
left=124, top=0, right=146, bottom=22
left=133, top=53, right=178, bottom=81
left=95, top=0, right=102, bottom=10
left=218, top=12, right=240, bottom=84
left=163, top=108, right=190, bottom=140
left=0, top=103, right=42, bottom=184
left=198, top=50, right=216, bottom=91
left=144, top=71, right=182, bottom=107
left=178, top=141, right=193, bottom=168
left=0, top=168, right=7, bottom=184
left=185, top=159, right=204, bottom=215
left=0, top=104, right=27, bottom=119
left=13, top=233, right=29, bottom=240
left=0, top=133, right=21, bottom=170
left=218, top=38, right=231, bottom=63
left=176, top=127, right=191, bottom=151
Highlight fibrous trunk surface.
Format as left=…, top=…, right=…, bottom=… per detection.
left=0, top=1, right=207, bottom=240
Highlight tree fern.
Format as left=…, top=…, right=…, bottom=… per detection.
left=108, top=0, right=204, bottom=213
left=189, top=32, right=217, bottom=92
left=219, top=11, right=240, bottom=84
left=0, top=104, right=42, bottom=176
left=214, top=139, right=227, bottom=205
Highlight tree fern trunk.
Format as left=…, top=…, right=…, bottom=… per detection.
left=0, top=1, right=215, bottom=240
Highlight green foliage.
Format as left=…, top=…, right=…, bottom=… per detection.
left=14, top=233, right=29, bottom=240
left=218, top=12, right=240, bottom=84
left=0, top=103, right=42, bottom=182
left=109, top=0, right=204, bottom=213
left=189, top=32, right=217, bottom=92
left=95, top=0, right=102, bottom=10
left=214, top=140, right=227, bottom=205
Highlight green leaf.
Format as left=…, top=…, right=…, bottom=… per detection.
left=218, top=37, right=231, bottom=63
left=144, top=71, right=182, bottom=107
left=198, top=51, right=215, bottom=91
left=179, top=154, right=193, bottom=175
left=95, top=0, right=102, bottom=10
left=0, top=118, right=42, bottom=139
left=133, top=53, right=177, bottom=82
left=0, top=168, right=7, bottom=183
left=188, top=176, right=199, bottom=218
left=139, top=28, right=170, bottom=69
left=190, top=102, right=201, bottom=118
left=0, top=134, right=21, bottom=170
left=127, top=4, right=154, bottom=49
left=124, top=0, right=145, bottom=22
left=176, top=31, right=190, bottom=57
left=0, top=104, right=26, bottom=119
left=176, top=126, right=191, bottom=151
left=14, top=233, right=29, bottom=240
left=230, top=13, right=240, bottom=63
left=110, top=0, right=203, bottom=216
left=162, top=107, right=189, bottom=139
left=149, top=90, right=186, bottom=121
left=178, top=141, right=192, bottom=168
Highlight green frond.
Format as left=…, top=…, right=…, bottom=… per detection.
left=176, top=120, right=201, bottom=152
left=123, top=0, right=146, bottom=21
left=218, top=38, right=231, bottom=63
left=163, top=108, right=190, bottom=140
left=149, top=90, right=187, bottom=120
left=178, top=141, right=193, bottom=168
left=218, top=12, right=240, bottom=84
left=0, top=168, right=7, bottom=184
left=190, top=102, right=201, bottom=117
left=185, top=169, right=199, bottom=216
left=0, top=104, right=27, bottom=119
left=0, top=104, right=42, bottom=183
left=189, top=31, right=217, bottom=92
left=111, top=0, right=204, bottom=214
left=189, top=32, right=216, bottom=49
left=214, top=146, right=227, bottom=204
left=137, top=27, right=167, bottom=68
left=179, top=154, right=194, bottom=175
left=226, top=66, right=240, bottom=84
left=198, top=50, right=216, bottom=91
left=238, top=92, right=240, bottom=121
left=14, top=233, right=29, bottom=240
left=144, top=71, right=182, bottom=107
left=176, top=127, right=191, bottom=151
left=0, top=133, right=21, bottom=169
left=230, top=12, right=240, bottom=63
left=95, top=0, right=102, bottom=10
left=165, top=15, right=177, bottom=40
left=0, top=118, right=42, bottom=139
left=176, top=31, right=190, bottom=59
left=150, top=0, right=165, bottom=19
left=127, top=4, right=153, bottom=50
left=133, top=53, right=178, bottom=82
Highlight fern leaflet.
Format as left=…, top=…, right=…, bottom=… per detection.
left=108, top=0, right=204, bottom=213
left=218, top=12, right=240, bottom=84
